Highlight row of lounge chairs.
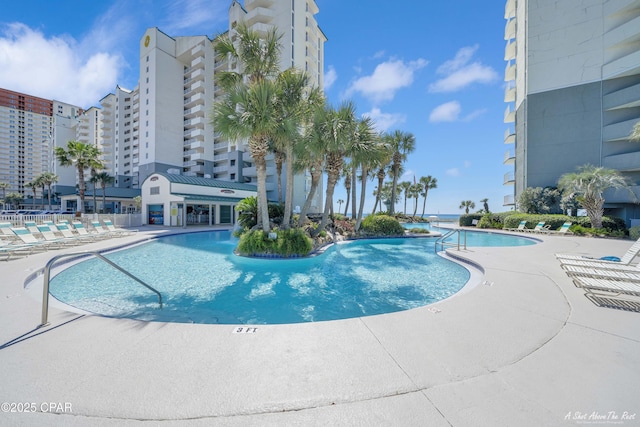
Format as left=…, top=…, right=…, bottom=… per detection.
left=506, top=221, right=573, bottom=235
left=556, top=237, right=640, bottom=312
left=0, top=219, right=136, bottom=261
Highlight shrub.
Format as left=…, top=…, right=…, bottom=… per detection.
left=477, top=212, right=514, bottom=229
left=236, top=196, right=258, bottom=229
left=459, top=213, right=483, bottom=226
left=630, top=226, right=640, bottom=240
left=236, top=228, right=312, bottom=257
left=360, top=214, right=405, bottom=236
left=503, top=213, right=627, bottom=235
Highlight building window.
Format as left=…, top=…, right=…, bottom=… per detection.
left=146, top=55, right=149, bottom=62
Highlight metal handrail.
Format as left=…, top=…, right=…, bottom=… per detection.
left=40, top=251, right=163, bottom=326
left=435, top=229, right=467, bottom=253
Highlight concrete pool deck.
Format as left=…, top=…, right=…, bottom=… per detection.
left=1, top=227, right=639, bottom=426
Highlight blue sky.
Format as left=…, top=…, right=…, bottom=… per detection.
left=0, top=0, right=511, bottom=215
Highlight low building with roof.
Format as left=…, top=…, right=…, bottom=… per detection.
left=59, top=187, right=142, bottom=214
left=140, top=172, right=257, bottom=226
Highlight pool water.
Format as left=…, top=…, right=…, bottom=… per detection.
left=49, top=231, right=473, bottom=325
left=403, top=224, right=536, bottom=247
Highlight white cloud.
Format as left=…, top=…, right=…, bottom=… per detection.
left=346, top=58, right=428, bottom=104
left=362, top=107, right=406, bottom=133
left=429, top=101, right=461, bottom=123
left=161, top=0, right=227, bottom=33
left=429, top=45, right=498, bottom=93
left=0, top=23, right=122, bottom=107
left=462, top=108, right=487, bottom=122
left=324, top=65, right=337, bottom=90
left=446, top=168, right=460, bottom=177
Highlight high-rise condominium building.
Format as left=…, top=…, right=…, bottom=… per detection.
left=503, top=0, right=640, bottom=223
left=99, top=0, right=325, bottom=211
left=0, top=88, right=83, bottom=200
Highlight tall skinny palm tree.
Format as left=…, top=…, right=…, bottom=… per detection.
left=0, top=182, right=9, bottom=209
left=399, top=181, right=412, bottom=215
left=410, top=182, right=422, bottom=218
left=480, top=198, right=490, bottom=213
left=38, top=172, right=58, bottom=210
left=54, top=141, right=102, bottom=213
left=351, top=116, right=381, bottom=231
left=26, top=180, right=39, bottom=209
left=419, top=175, right=437, bottom=217
left=386, top=130, right=416, bottom=215
left=94, top=171, right=114, bottom=213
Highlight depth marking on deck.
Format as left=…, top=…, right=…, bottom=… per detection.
left=233, top=327, right=258, bottom=334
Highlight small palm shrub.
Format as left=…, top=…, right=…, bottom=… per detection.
left=360, top=215, right=405, bottom=236
left=629, top=226, right=640, bottom=240
left=236, top=228, right=312, bottom=257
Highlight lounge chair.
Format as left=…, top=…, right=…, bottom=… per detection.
left=0, top=222, right=20, bottom=242
left=572, top=276, right=640, bottom=297
left=23, top=220, right=41, bottom=235
left=549, top=222, right=573, bottom=235
left=90, top=221, right=120, bottom=238
left=0, top=240, right=34, bottom=261
left=505, top=220, right=527, bottom=232
left=559, top=259, right=640, bottom=272
left=36, top=224, right=79, bottom=247
left=73, top=221, right=110, bottom=240
left=9, top=227, right=55, bottom=251
left=55, top=223, right=96, bottom=243
left=102, top=219, right=137, bottom=236
left=556, top=238, right=640, bottom=266
left=563, top=265, right=640, bottom=283
left=525, top=221, right=550, bottom=234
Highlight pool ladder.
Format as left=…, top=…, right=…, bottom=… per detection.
left=434, top=229, right=467, bottom=253
left=40, top=252, right=163, bottom=327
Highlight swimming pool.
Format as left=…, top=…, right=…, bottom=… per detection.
left=47, top=229, right=533, bottom=325
left=403, top=224, right=537, bottom=247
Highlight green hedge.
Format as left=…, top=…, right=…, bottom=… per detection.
left=237, top=228, right=312, bottom=257
left=361, top=215, right=405, bottom=235
left=502, top=214, right=627, bottom=233
left=459, top=213, right=484, bottom=226
left=630, top=226, right=640, bottom=240
left=476, top=212, right=514, bottom=229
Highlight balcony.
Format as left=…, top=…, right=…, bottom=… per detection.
left=504, top=128, right=515, bottom=144
left=184, top=93, right=205, bottom=109
left=251, top=22, right=276, bottom=36
left=603, top=48, right=640, bottom=79
left=602, top=151, right=640, bottom=171
left=504, top=0, right=515, bottom=19
left=603, top=118, right=638, bottom=141
left=503, top=194, right=515, bottom=206
left=504, top=105, right=515, bottom=123
left=184, top=105, right=205, bottom=118
left=191, top=43, right=205, bottom=57
left=504, top=39, right=516, bottom=61
left=503, top=172, right=515, bottom=185
left=603, top=82, right=640, bottom=111
left=505, top=62, right=516, bottom=81
left=244, top=0, right=274, bottom=8
left=504, top=83, right=515, bottom=102
left=246, top=6, right=275, bottom=25
left=504, top=17, right=516, bottom=41
left=503, top=150, right=515, bottom=165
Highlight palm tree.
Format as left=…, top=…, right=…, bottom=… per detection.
left=37, top=172, right=58, bottom=210
left=5, top=192, right=23, bottom=209
left=399, top=181, right=412, bottom=215
left=26, top=180, right=39, bottom=209
left=351, top=116, right=381, bottom=231
left=386, top=130, right=416, bottom=215
left=480, top=198, right=490, bottom=213
left=337, top=199, right=344, bottom=212
left=341, top=164, right=352, bottom=216
left=370, top=137, right=393, bottom=216
left=0, top=182, right=8, bottom=209
left=419, top=176, right=437, bottom=217
left=459, top=200, right=475, bottom=214
left=54, top=141, right=102, bottom=213
left=93, top=172, right=114, bottom=213
left=314, top=101, right=358, bottom=236
left=558, top=164, right=635, bottom=229
left=410, top=182, right=422, bottom=218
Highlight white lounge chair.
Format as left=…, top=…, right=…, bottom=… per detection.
left=560, top=259, right=640, bottom=272
left=0, top=222, right=20, bottom=242
left=91, top=220, right=122, bottom=238
left=549, top=222, right=573, bottom=235
left=36, top=224, right=79, bottom=247
left=573, top=276, right=640, bottom=297
left=103, top=219, right=137, bottom=236
left=505, top=220, right=527, bottom=232
left=72, top=221, right=110, bottom=240
left=55, top=223, right=96, bottom=243
left=563, top=265, right=640, bottom=283
left=9, top=227, right=55, bottom=251
left=557, top=238, right=640, bottom=266
left=525, top=221, right=550, bottom=234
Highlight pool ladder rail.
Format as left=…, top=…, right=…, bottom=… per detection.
left=40, top=251, right=163, bottom=327
left=434, top=229, right=467, bottom=253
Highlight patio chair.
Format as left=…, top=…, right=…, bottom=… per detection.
left=102, top=219, right=137, bottom=236
left=73, top=221, right=110, bottom=240
left=563, top=265, right=640, bottom=283
left=525, top=221, right=550, bottom=234
left=36, top=224, right=79, bottom=247
left=556, top=237, right=640, bottom=266
left=9, top=227, right=56, bottom=251
left=0, top=222, right=20, bottom=242
left=572, top=276, right=640, bottom=297
left=0, top=240, right=34, bottom=261
left=23, top=220, right=42, bottom=235
left=559, top=259, right=640, bottom=272
left=548, top=222, right=573, bottom=235
left=55, top=223, right=95, bottom=243
left=91, top=221, right=121, bottom=238
left=505, top=220, right=527, bottom=232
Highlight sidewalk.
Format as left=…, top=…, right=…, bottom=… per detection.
left=0, top=229, right=638, bottom=426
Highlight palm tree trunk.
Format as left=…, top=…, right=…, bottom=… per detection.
left=390, top=164, right=399, bottom=215
left=77, top=167, right=85, bottom=213
left=47, top=184, right=52, bottom=210
left=314, top=156, right=342, bottom=237
left=255, top=155, right=271, bottom=232
left=275, top=150, right=284, bottom=204
left=297, top=164, right=322, bottom=227
left=351, top=167, right=357, bottom=219
left=343, top=187, right=350, bottom=216
left=102, top=183, right=107, bottom=213
left=282, top=146, right=294, bottom=228
left=355, top=166, right=368, bottom=231
left=422, top=191, right=428, bottom=217
left=413, top=195, right=419, bottom=217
